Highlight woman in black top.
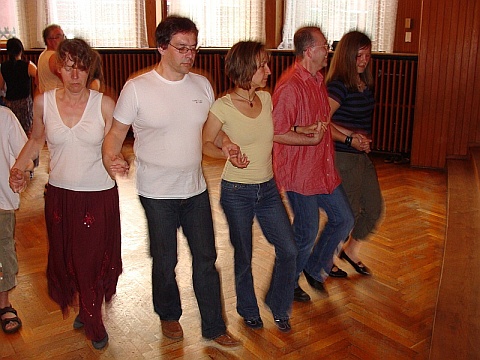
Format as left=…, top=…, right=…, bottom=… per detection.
left=0, top=38, right=38, bottom=136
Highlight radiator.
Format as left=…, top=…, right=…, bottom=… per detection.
left=1, top=49, right=417, bottom=155
left=371, top=57, right=417, bottom=155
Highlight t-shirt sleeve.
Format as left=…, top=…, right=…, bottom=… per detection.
left=209, top=98, right=228, bottom=125
left=113, top=79, right=137, bottom=126
left=8, top=111, right=28, bottom=158
left=327, top=79, right=347, bottom=105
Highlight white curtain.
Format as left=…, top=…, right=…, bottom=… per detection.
left=15, top=0, right=148, bottom=49
left=168, top=0, right=265, bottom=47
left=279, top=0, right=398, bottom=52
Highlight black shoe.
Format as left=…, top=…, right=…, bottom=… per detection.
left=339, top=250, right=371, bottom=276
left=73, top=315, right=84, bottom=329
left=92, top=333, right=109, bottom=350
left=244, top=316, right=263, bottom=329
left=303, top=270, right=326, bottom=292
left=293, top=286, right=311, bottom=302
left=329, top=266, right=348, bottom=278
left=274, top=318, right=291, bottom=333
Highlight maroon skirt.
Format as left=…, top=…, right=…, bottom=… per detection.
left=45, top=184, right=122, bottom=341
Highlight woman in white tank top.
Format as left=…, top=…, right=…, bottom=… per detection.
left=9, top=38, right=128, bottom=350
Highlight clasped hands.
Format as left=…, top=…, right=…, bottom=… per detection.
left=294, top=120, right=329, bottom=137
left=9, top=168, right=28, bottom=194
left=106, top=154, right=130, bottom=179
left=351, top=133, right=372, bottom=153
left=222, top=141, right=249, bottom=169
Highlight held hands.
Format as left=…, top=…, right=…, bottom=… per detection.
left=295, top=123, right=321, bottom=136
left=222, top=141, right=249, bottom=169
left=108, top=154, right=130, bottom=179
left=351, top=133, right=372, bottom=153
left=9, top=168, right=28, bottom=193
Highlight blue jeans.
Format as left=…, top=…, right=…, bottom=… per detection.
left=139, top=190, right=226, bottom=339
left=220, top=179, right=297, bottom=320
left=287, top=185, right=354, bottom=285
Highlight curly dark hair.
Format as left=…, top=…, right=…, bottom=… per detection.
left=57, top=38, right=96, bottom=85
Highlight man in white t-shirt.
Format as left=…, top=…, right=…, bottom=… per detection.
left=102, top=16, right=240, bottom=349
left=0, top=106, right=32, bottom=334
left=37, top=24, right=64, bottom=94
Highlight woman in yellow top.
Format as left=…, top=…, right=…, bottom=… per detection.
left=202, top=41, right=297, bottom=333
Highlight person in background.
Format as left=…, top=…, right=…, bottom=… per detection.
left=202, top=41, right=297, bottom=333
left=326, top=31, right=384, bottom=276
left=88, top=51, right=104, bottom=92
left=272, top=26, right=355, bottom=302
left=9, top=38, right=122, bottom=350
left=0, top=106, right=33, bottom=334
left=37, top=24, right=64, bottom=94
left=102, top=16, right=240, bottom=349
left=0, top=37, right=38, bottom=137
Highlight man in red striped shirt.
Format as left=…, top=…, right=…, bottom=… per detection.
left=272, top=26, right=354, bottom=302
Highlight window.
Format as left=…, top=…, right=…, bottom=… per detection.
left=0, top=0, right=18, bottom=41
left=279, top=0, right=398, bottom=52
left=13, top=0, right=148, bottom=48
left=167, top=0, right=265, bottom=47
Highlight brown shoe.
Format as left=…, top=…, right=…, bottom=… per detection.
left=210, top=332, right=241, bottom=349
left=160, top=320, right=183, bottom=339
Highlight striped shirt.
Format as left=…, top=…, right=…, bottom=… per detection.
left=327, top=79, right=375, bottom=153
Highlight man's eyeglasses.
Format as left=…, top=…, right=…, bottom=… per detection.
left=168, top=43, right=199, bottom=54
left=49, top=34, right=66, bottom=40
left=310, top=43, right=330, bottom=51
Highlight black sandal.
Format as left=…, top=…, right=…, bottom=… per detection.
left=0, top=306, right=22, bottom=334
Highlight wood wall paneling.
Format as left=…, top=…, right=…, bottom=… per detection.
left=393, top=0, right=421, bottom=53
left=411, top=0, right=480, bottom=168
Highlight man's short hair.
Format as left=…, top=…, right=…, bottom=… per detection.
left=293, top=26, right=323, bottom=57
left=42, top=24, right=62, bottom=45
left=155, top=16, right=198, bottom=50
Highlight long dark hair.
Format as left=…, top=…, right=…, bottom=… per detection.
left=326, top=31, right=373, bottom=91
left=6, top=38, right=24, bottom=62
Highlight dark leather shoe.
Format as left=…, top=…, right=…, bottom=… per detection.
left=210, top=332, right=241, bottom=349
left=161, top=320, right=183, bottom=339
left=294, top=286, right=311, bottom=302
left=339, top=250, right=371, bottom=276
left=303, top=270, right=326, bottom=292
left=274, top=318, right=291, bottom=333
left=329, top=266, right=348, bottom=278
left=244, top=316, right=263, bottom=329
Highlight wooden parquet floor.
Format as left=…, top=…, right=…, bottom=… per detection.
left=1, top=139, right=448, bottom=359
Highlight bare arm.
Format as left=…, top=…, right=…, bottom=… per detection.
left=9, top=94, right=47, bottom=192
left=102, top=119, right=131, bottom=179
left=28, top=61, right=39, bottom=89
left=328, top=97, right=371, bottom=153
left=0, top=70, right=5, bottom=92
left=273, top=122, right=325, bottom=146
left=102, top=97, right=129, bottom=177
left=202, top=112, right=249, bottom=168
left=48, top=53, right=62, bottom=81
left=202, top=112, right=227, bottom=159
